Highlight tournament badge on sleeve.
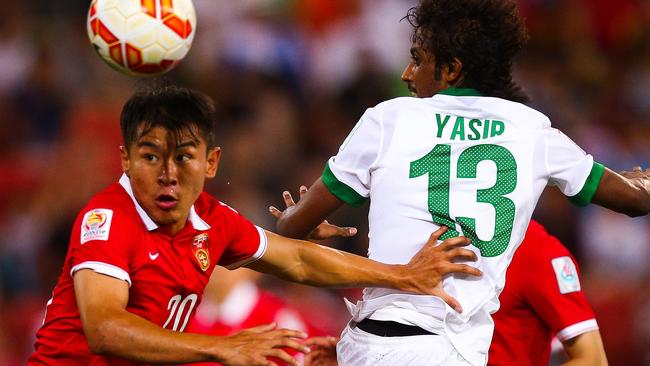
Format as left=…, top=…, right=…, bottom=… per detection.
left=81, top=209, right=114, bottom=244
left=551, top=256, right=581, bottom=294
left=192, top=233, right=210, bottom=271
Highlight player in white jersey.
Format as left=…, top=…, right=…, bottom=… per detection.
left=272, top=0, right=650, bottom=365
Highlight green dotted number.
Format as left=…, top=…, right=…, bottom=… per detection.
left=409, top=144, right=460, bottom=240
left=409, top=144, right=517, bottom=257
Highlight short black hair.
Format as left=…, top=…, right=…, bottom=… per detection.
left=405, top=0, right=530, bottom=103
left=120, top=83, right=217, bottom=151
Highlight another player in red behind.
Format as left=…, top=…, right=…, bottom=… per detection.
left=28, top=84, right=480, bottom=366
left=488, top=220, right=608, bottom=365
left=187, top=266, right=326, bottom=366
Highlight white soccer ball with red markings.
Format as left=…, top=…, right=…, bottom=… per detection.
left=87, top=0, right=196, bottom=76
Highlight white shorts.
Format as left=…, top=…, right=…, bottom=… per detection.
left=336, top=322, right=472, bottom=366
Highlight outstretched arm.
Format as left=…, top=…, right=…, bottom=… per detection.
left=246, top=226, right=481, bottom=312
left=561, top=330, right=608, bottom=366
left=74, top=269, right=308, bottom=365
left=591, top=166, right=650, bottom=217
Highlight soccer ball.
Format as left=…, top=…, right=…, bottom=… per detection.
left=87, top=0, right=196, bottom=76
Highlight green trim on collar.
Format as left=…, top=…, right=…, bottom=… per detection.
left=322, top=163, right=367, bottom=207
left=438, top=87, right=483, bottom=97
left=568, top=162, right=605, bottom=207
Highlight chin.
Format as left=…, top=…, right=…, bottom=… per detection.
left=151, top=212, right=181, bottom=226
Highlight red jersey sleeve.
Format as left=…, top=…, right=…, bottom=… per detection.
left=69, top=204, right=138, bottom=286
left=519, top=226, right=598, bottom=341
left=213, top=201, right=268, bottom=269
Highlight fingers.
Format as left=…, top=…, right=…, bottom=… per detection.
left=283, top=191, right=296, bottom=208
left=445, top=263, right=482, bottom=277
left=304, top=348, right=337, bottom=366
left=419, top=235, right=472, bottom=255
left=305, top=336, right=339, bottom=347
left=427, top=225, right=448, bottom=242
left=269, top=206, right=282, bottom=218
left=343, top=227, right=357, bottom=237
left=269, top=187, right=304, bottom=218
left=437, top=234, right=472, bottom=248
left=266, top=349, right=300, bottom=366
left=246, top=323, right=278, bottom=333
left=445, top=247, right=478, bottom=262
left=335, top=226, right=357, bottom=237
left=303, top=337, right=338, bottom=366
left=276, top=337, right=311, bottom=353
left=435, top=290, right=463, bottom=313
left=243, top=323, right=308, bottom=339
left=311, top=223, right=357, bottom=240
left=633, top=166, right=642, bottom=172
left=274, top=328, right=308, bottom=340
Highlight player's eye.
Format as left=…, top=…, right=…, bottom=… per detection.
left=176, top=154, right=191, bottom=162
left=144, top=154, right=158, bottom=162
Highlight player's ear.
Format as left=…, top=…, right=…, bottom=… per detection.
left=446, top=57, right=463, bottom=85
left=120, top=145, right=130, bottom=176
left=205, top=147, right=221, bottom=178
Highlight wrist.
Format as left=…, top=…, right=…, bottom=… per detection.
left=387, top=263, right=410, bottom=291
left=190, top=334, right=226, bottom=363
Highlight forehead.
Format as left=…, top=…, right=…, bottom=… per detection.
left=135, top=124, right=203, bottom=144
left=412, top=29, right=434, bottom=52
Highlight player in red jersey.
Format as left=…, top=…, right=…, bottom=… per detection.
left=488, top=220, right=607, bottom=366
left=28, top=84, right=481, bottom=366
left=187, top=266, right=326, bottom=366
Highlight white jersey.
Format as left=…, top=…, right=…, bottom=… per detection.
left=323, top=88, right=604, bottom=366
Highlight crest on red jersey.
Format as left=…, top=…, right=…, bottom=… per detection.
left=192, top=233, right=210, bottom=271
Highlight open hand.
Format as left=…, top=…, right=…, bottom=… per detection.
left=397, top=226, right=482, bottom=313
left=269, top=186, right=357, bottom=240
left=213, top=323, right=308, bottom=366
left=620, top=166, right=650, bottom=180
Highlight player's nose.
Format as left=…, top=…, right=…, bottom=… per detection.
left=158, top=160, right=178, bottom=186
left=401, top=61, right=415, bottom=82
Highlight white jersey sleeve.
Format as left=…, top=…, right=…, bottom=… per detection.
left=323, top=107, right=382, bottom=207
left=543, top=127, right=605, bottom=206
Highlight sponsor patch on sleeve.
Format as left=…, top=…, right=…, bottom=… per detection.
left=551, top=256, right=581, bottom=294
left=80, top=209, right=114, bottom=244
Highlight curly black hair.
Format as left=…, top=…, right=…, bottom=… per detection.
left=405, top=0, right=530, bottom=103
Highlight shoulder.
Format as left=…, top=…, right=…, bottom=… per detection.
left=484, top=98, right=551, bottom=129
left=85, top=182, right=131, bottom=208
left=356, top=97, right=432, bottom=130
left=194, top=192, right=245, bottom=223
left=79, top=183, right=139, bottom=225
left=514, top=221, right=580, bottom=289
left=519, top=103, right=551, bottom=129
left=75, top=182, right=143, bottom=244
left=371, top=96, right=429, bottom=115
left=523, top=220, right=571, bottom=259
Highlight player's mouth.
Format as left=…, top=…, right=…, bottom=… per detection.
left=155, top=194, right=178, bottom=210
left=407, top=85, right=417, bottom=96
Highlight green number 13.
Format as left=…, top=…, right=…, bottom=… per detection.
left=409, top=144, right=517, bottom=257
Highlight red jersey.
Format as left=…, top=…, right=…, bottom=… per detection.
left=187, top=281, right=319, bottom=366
left=488, top=220, right=598, bottom=366
left=29, top=175, right=267, bottom=366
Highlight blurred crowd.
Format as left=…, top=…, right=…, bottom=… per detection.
left=0, top=0, right=648, bottom=364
